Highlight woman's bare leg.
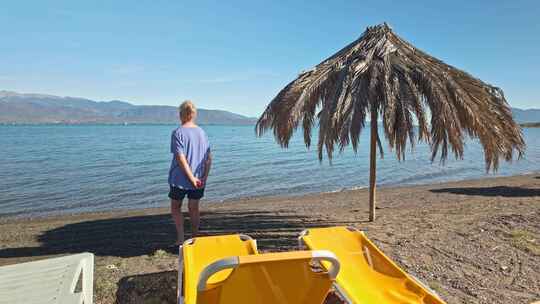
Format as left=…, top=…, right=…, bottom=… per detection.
left=188, top=199, right=200, bottom=237
left=170, top=199, right=184, bottom=244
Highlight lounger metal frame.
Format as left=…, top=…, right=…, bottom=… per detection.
left=196, top=249, right=340, bottom=293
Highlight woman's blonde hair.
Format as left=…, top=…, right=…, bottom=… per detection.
left=179, top=100, right=196, bottom=123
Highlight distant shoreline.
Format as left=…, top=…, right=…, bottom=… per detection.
left=3, top=121, right=538, bottom=127
left=0, top=122, right=256, bottom=126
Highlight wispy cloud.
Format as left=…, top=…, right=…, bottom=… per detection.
left=116, top=81, right=139, bottom=88
left=189, top=71, right=281, bottom=84
left=196, top=76, right=247, bottom=84
left=107, top=64, right=146, bottom=76
left=50, top=8, right=81, bottom=19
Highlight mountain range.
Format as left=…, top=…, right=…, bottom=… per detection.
left=0, top=90, right=538, bottom=125
left=510, top=107, right=540, bottom=124
left=0, top=91, right=256, bottom=125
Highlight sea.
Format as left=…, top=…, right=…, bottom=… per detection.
left=0, top=124, right=539, bottom=218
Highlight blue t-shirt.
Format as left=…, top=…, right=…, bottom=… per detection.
left=168, top=126, right=210, bottom=189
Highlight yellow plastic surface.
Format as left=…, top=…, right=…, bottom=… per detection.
left=301, top=227, right=446, bottom=304
left=198, top=251, right=333, bottom=304
left=182, top=234, right=258, bottom=304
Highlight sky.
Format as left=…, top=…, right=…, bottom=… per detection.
left=1, top=1, right=539, bottom=117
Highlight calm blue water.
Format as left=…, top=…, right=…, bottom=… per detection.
left=0, top=125, right=539, bottom=218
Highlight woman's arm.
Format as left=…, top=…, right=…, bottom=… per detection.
left=176, top=153, right=201, bottom=188
left=202, top=151, right=212, bottom=185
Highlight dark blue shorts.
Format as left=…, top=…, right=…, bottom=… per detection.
left=168, top=186, right=205, bottom=201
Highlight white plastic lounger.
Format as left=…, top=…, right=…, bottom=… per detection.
left=0, top=253, right=94, bottom=304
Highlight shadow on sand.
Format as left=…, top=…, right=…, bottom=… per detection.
left=430, top=186, right=540, bottom=197
left=0, top=210, right=350, bottom=259
left=116, top=271, right=177, bottom=304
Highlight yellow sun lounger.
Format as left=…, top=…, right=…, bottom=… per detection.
left=179, top=234, right=340, bottom=304
left=299, top=226, right=446, bottom=304
left=178, top=234, right=259, bottom=304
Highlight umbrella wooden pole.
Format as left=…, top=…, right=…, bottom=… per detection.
left=368, top=110, right=378, bottom=222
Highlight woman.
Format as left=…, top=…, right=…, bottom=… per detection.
left=168, top=100, right=212, bottom=246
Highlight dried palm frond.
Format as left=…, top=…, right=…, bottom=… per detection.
left=256, top=23, right=525, bottom=171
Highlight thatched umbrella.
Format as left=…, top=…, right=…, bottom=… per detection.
left=256, top=23, right=525, bottom=221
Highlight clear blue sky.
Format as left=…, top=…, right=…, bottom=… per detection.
left=1, top=1, right=538, bottom=116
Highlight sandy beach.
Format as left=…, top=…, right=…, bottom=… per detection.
left=1, top=173, right=538, bottom=304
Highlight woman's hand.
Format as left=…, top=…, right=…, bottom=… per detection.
left=191, top=177, right=203, bottom=188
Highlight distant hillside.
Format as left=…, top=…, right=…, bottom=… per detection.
left=511, top=107, right=540, bottom=123
left=520, top=122, right=540, bottom=128
left=0, top=91, right=256, bottom=125
left=1, top=90, right=536, bottom=126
